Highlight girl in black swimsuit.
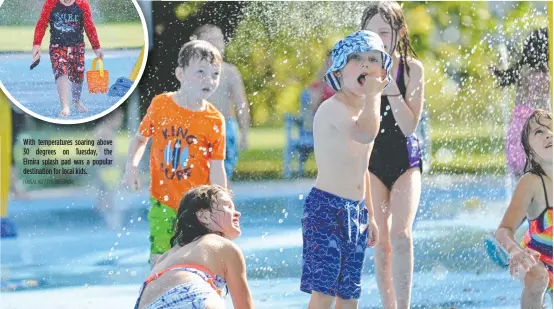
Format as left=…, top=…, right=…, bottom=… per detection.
left=361, top=2, right=425, bottom=309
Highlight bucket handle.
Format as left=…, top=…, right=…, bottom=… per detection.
left=91, top=58, right=104, bottom=78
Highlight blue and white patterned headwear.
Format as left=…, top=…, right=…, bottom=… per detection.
left=324, top=30, right=393, bottom=92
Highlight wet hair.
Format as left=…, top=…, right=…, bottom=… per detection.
left=177, top=40, right=222, bottom=69
left=190, top=24, right=223, bottom=41
left=360, top=1, right=418, bottom=76
left=169, top=185, right=232, bottom=248
left=521, top=109, right=552, bottom=176
left=493, top=28, right=549, bottom=87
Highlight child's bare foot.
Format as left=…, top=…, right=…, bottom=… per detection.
left=74, top=102, right=88, bottom=113
left=58, top=109, right=70, bottom=117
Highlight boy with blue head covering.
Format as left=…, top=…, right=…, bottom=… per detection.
left=301, top=30, right=391, bottom=307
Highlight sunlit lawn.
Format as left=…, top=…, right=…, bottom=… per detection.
left=233, top=122, right=505, bottom=180
left=0, top=24, right=144, bottom=52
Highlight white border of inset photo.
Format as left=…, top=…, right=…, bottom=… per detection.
left=0, top=0, right=149, bottom=125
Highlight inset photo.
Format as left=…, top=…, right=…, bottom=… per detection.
left=0, top=0, right=148, bottom=124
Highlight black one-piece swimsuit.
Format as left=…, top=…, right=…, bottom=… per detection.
left=368, top=60, right=422, bottom=191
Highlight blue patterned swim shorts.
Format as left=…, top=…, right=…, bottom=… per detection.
left=300, top=187, right=369, bottom=299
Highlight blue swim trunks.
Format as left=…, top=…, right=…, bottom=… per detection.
left=224, top=118, right=240, bottom=180
left=300, top=187, right=369, bottom=299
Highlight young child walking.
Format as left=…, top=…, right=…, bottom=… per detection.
left=32, top=0, right=104, bottom=117
left=496, top=109, right=552, bottom=309
left=124, top=40, right=227, bottom=267
left=360, top=2, right=426, bottom=308
left=134, top=185, right=253, bottom=309
left=301, top=30, right=391, bottom=309
left=190, top=24, right=250, bottom=180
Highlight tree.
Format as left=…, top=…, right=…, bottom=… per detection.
left=224, top=2, right=548, bottom=125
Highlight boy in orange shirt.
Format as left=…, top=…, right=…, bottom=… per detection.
left=124, top=40, right=227, bottom=266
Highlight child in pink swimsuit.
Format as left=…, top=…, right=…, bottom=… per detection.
left=134, top=185, right=253, bottom=309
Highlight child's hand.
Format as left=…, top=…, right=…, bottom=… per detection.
left=509, top=247, right=540, bottom=277
left=367, top=217, right=379, bottom=247
left=94, top=48, right=104, bottom=59
left=381, top=78, right=400, bottom=97
left=383, top=70, right=400, bottom=96
left=123, top=165, right=140, bottom=191
left=362, top=74, right=388, bottom=96
left=32, top=45, right=41, bottom=62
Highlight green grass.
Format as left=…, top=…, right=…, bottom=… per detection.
left=13, top=121, right=507, bottom=189
left=231, top=121, right=506, bottom=180
left=0, top=23, right=145, bottom=52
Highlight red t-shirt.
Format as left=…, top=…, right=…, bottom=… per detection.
left=33, top=0, right=101, bottom=49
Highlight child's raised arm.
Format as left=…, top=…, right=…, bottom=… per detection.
left=385, top=60, right=425, bottom=136
left=496, top=176, right=533, bottom=249
left=223, top=242, right=254, bottom=309
left=327, top=86, right=383, bottom=144
left=496, top=174, right=540, bottom=273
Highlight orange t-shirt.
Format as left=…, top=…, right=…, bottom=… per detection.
left=138, top=93, right=226, bottom=210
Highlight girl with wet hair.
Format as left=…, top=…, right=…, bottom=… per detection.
left=485, top=27, right=551, bottom=269
left=134, top=185, right=253, bottom=309
left=494, top=28, right=551, bottom=178
left=360, top=1, right=425, bottom=308
left=496, top=109, right=553, bottom=308
left=360, top=1, right=418, bottom=76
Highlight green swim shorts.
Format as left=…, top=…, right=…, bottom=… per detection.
left=147, top=197, right=177, bottom=255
